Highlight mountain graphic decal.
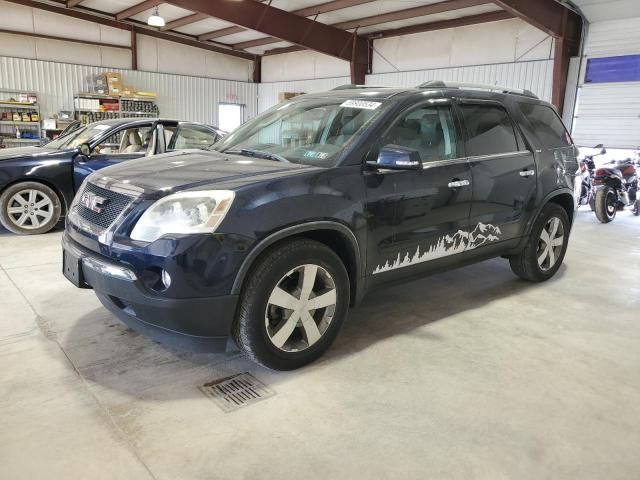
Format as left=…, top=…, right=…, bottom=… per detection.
left=373, top=223, right=502, bottom=274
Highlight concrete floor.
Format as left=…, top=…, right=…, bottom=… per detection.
left=1, top=210, right=639, bottom=480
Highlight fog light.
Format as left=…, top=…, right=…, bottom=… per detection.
left=161, top=270, right=172, bottom=289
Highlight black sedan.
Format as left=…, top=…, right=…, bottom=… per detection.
left=0, top=118, right=224, bottom=234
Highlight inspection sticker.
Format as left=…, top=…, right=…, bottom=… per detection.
left=340, top=99, right=382, bottom=110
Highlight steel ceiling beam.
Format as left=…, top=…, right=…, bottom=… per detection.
left=160, top=12, right=208, bottom=31
left=233, top=0, right=493, bottom=50
left=493, top=0, right=582, bottom=113
left=3, top=0, right=255, bottom=60
left=366, top=10, right=514, bottom=39
left=199, top=26, right=246, bottom=42
left=165, top=0, right=369, bottom=66
left=115, top=0, right=163, bottom=21
left=66, top=0, right=84, bottom=7
left=196, top=0, right=376, bottom=42
left=492, top=0, right=581, bottom=40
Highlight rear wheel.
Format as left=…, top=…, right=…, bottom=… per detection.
left=594, top=187, right=616, bottom=223
left=0, top=182, right=62, bottom=235
left=509, top=203, right=570, bottom=282
left=233, top=239, right=350, bottom=370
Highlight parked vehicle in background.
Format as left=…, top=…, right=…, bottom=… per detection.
left=62, top=82, right=578, bottom=370
left=593, top=152, right=640, bottom=222
left=576, top=144, right=606, bottom=211
left=0, top=118, right=224, bottom=235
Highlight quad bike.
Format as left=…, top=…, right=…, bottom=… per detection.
left=593, top=149, right=640, bottom=223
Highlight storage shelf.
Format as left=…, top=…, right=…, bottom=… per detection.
left=0, top=102, right=38, bottom=109
left=0, top=138, right=40, bottom=143
left=0, top=120, right=40, bottom=126
left=76, top=93, right=156, bottom=102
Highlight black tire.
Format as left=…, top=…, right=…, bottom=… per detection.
left=233, top=239, right=350, bottom=370
left=633, top=200, right=640, bottom=216
left=509, top=203, right=570, bottom=283
left=594, top=187, right=617, bottom=223
left=588, top=196, right=595, bottom=212
left=0, top=182, right=62, bottom=235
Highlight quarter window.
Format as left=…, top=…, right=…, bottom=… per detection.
left=460, top=104, right=519, bottom=156
left=380, top=105, right=458, bottom=162
left=518, top=103, right=573, bottom=149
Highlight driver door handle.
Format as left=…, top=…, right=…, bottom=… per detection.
left=448, top=179, right=470, bottom=189
left=520, top=169, right=535, bottom=177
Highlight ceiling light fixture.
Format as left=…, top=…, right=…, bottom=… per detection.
left=147, top=6, right=165, bottom=27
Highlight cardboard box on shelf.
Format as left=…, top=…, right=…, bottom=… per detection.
left=43, top=119, right=57, bottom=130
left=278, top=92, right=305, bottom=103
left=108, top=82, right=123, bottom=96
left=105, top=72, right=122, bottom=85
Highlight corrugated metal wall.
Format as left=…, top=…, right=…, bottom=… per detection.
left=257, top=60, right=554, bottom=114
left=257, top=77, right=350, bottom=113
left=0, top=56, right=257, bottom=126
left=366, top=60, right=554, bottom=102
left=571, top=18, right=640, bottom=148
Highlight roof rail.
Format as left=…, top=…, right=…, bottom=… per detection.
left=332, top=84, right=392, bottom=90
left=417, top=80, right=538, bottom=99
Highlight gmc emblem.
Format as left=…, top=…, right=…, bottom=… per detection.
left=80, top=192, right=108, bottom=214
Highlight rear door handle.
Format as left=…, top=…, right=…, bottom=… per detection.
left=448, top=179, right=470, bottom=188
left=520, top=169, right=535, bottom=177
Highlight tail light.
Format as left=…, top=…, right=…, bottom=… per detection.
left=595, top=168, right=607, bottom=177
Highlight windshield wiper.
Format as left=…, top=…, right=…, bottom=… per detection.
left=226, top=149, right=289, bottom=163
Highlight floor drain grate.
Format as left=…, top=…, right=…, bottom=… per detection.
left=200, top=372, right=274, bottom=412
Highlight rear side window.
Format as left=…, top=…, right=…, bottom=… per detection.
left=519, top=103, right=572, bottom=149
left=459, top=104, right=519, bottom=156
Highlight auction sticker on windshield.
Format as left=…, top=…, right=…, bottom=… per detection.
left=340, top=100, right=382, bottom=110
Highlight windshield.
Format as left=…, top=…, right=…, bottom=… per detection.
left=44, top=122, right=114, bottom=150
left=212, top=97, right=385, bottom=167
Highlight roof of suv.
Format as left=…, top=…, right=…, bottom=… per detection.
left=298, top=81, right=543, bottom=105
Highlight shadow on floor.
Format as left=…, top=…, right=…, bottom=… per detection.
left=61, top=257, right=566, bottom=401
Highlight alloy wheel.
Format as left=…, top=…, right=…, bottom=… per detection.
left=265, top=264, right=337, bottom=353
left=537, top=217, right=565, bottom=272
left=6, top=189, right=54, bottom=230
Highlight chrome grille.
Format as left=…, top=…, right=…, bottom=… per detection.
left=76, top=182, right=133, bottom=230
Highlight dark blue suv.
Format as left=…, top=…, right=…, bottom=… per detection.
left=62, top=82, right=579, bottom=370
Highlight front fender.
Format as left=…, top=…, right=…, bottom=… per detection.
left=230, top=220, right=364, bottom=299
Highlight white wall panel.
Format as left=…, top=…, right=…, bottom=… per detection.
left=262, top=51, right=350, bottom=82
left=372, top=19, right=553, bottom=74
left=0, top=56, right=257, bottom=127
left=0, top=1, right=252, bottom=80
left=584, top=18, right=640, bottom=57
left=366, top=60, right=554, bottom=102
left=571, top=17, right=640, bottom=148
left=258, top=77, right=350, bottom=113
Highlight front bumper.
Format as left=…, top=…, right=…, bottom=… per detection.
left=62, top=234, right=238, bottom=352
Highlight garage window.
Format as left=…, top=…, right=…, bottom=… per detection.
left=459, top=104, right=519, bottom=156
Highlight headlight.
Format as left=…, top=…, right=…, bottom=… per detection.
left=130, top=190, right=235, bottom=242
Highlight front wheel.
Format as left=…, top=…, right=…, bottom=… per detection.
left=233, top=239, right=350, bottom=370
left=0, top=182, right=62, bottom=235
left=509, top=203, right=570, bottom=282
left=594, top=187, right=617, bottom=223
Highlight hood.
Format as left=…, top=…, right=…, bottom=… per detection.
left=0, top=146, right=46, bottom=161
left=90, top=150, right=317, bottom=195
left=0, top=146, right=75, bottom=162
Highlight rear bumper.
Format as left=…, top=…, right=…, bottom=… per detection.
left=62, top=233, right=238, bottom=352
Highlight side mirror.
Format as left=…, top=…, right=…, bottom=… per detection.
left=79, top=143, right=91, bottom=157
left=368, top=144, right=423, bottom=171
